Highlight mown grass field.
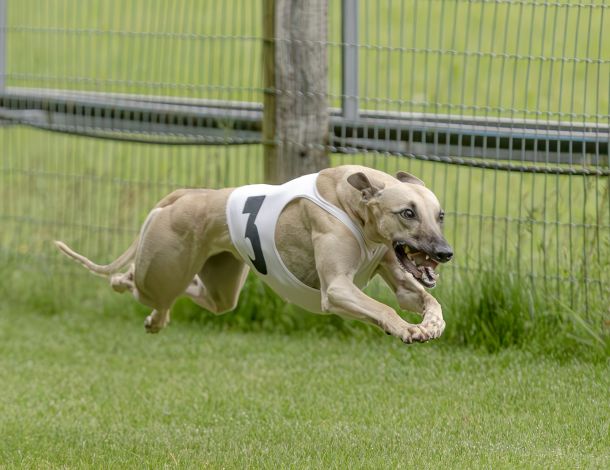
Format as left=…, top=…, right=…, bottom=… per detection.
left=1, top=2, right=610, bottom=466
left=1, top=304, right=609, bottom=468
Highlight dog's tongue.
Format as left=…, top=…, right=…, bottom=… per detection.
left=408, top=252, right=438, bottom=285
left=396, top=247, right=439, bottom=287
left=421, top=266, right=438, bottom=284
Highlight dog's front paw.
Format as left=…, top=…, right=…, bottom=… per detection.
left=399, top=320, right=445, bottom=344
left=400, top=324, right=430, bottom=344
left=422, top=318, right=446, bottom=340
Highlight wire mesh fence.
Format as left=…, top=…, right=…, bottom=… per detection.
left=6, top=0, right=262, bottom=101
left=1, top=0, right=608, bottom=321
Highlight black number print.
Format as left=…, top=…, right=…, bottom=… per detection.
left=242, top=195, right=267, bottom=274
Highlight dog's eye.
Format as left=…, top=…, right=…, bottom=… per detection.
left=400, top=208, right=415, bottom=219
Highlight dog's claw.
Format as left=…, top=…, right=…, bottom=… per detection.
left=398, top=323, right=440, bottom=344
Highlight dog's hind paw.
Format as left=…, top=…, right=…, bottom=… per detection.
left=144, top=310, right=169, bottom=334
left=144, top=317, right=159, bottom=334
left=109, top=265, right=136, bottom=294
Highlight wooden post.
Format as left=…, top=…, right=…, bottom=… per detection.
left=0, top=0, right=6, bottom=91
left=263, top=0, right=329, bottom=184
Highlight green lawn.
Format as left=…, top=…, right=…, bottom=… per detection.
left=1, top=3, right=609, bottom=467
left=1, top=306, right=608, bottom=468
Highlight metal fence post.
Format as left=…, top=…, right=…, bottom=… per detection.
left=342, top=0, right=358, bottom=120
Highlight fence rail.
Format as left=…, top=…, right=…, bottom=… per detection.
left=1, top=87, right=607, bottom=174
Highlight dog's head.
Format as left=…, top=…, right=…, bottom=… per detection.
left=347, top=171, right=453, bottom=288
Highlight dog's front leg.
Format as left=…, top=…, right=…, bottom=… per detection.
left=395, top=286, right=445, bottom=340
left=314, top=232, right=433, bottom=343
left=377, top=251, right=446, bottom=340
left=321, top=275, right=433, bottom=343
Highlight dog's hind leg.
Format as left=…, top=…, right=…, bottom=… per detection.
left=108, top=264, right=170, bottom=332
left=142, top=253, right=247, bottom=332
left=131, top=205, right=203, bottom=333
left=184, top=252, right=249, bottom=314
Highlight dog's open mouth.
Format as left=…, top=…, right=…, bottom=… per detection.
left=393, top=242, right=439, bottom=288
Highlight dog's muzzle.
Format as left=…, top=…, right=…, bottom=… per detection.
left=393, top=241, right=446, bottom=288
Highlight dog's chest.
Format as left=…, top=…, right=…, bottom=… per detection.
left=225, top=174, right=384, bottom=313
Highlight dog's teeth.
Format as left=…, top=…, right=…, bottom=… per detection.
left=403, top=245, right=409, bottom=254
left=425, top=255, right=430, bottom=260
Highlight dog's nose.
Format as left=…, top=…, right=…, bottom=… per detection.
left=435, top=248, right=453, bottom=263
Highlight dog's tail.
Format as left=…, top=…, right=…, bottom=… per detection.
left=54, top=238, right=138, bottom=277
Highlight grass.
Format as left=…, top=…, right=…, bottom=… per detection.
left=1, top=305, right=609, bottom=468
left=1, top=3, right=609, bottom=466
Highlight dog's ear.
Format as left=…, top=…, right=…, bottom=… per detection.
left=396, top=171, right=425, bottom=187
left=347, top=172, right=383, bottom=200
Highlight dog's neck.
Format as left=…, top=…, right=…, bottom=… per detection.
left=317, top=173, right=382, bottom=245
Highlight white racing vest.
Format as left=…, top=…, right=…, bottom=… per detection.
left=226, top=173, right=386, bottom=314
